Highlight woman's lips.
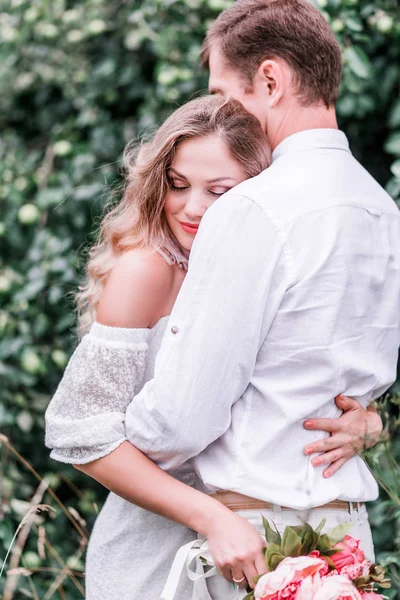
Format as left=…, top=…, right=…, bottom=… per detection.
left=179, top=222, right=199, bottom=235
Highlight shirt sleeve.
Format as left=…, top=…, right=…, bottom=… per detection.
left=45, top=323, right=149, bottom=464
left=124, top=193, right=289, bottom=470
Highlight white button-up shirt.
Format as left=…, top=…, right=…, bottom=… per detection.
left=125, top=129, right=400, bottom=509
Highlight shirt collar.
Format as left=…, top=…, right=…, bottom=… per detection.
left=272, top=129, right=350, bottom=162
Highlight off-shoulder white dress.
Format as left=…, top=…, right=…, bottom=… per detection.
left=45, top=317, right=196, bottom=600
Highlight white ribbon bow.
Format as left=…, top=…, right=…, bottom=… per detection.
left=160, top=539, right=217, bottom=600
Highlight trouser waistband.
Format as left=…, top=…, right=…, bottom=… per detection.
left=210, top=490, right=364, bottom=512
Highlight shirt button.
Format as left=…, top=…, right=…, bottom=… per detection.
left=171, top=326, right=179, bottom=335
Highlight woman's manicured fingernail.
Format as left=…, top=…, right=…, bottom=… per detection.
left=304, top=421, right=312, bottom=428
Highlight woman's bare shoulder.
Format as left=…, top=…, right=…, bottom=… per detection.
left=96, top=248, right=176, bottom=329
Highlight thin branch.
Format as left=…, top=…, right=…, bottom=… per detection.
left=2, top=480, right=48, bottom=600
left=0, top=435, right=87, bottom=540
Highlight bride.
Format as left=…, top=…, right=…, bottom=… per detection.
left=44, top=93, right=381, bottom=599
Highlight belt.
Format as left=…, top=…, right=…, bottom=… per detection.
left=210, top=490, right=364, bottom=512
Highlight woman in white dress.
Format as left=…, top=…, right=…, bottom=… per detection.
left=45, top=95, right=381, bottom=599
left=45, top=95, right=271, bottom=599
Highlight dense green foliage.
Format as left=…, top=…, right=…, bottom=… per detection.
left=0, top=0, right=399, bottom=597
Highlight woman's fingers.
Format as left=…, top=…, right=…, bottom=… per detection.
left=304, top=433, right=344, bottom=455
left=206, top=509, right=266, bottom=589
left=217, top=548, right=265, bottom=589
left=254, top=552, right=267, bottom=583
left=220, top=553, right=263, bottom=588
left=322, top=457, right=347, bottom=478
left=305, top=398, right=382, bottom=460
left=335, top=394, right=359, bottom=410
left=220, top=565, right=233, bottom=583
left=311, top=446, right=350, bottom=467
left=231, top=567, right=248, bottom=588
left=304, top=417, right=339, bottom=433
left=243, top=563, right=260, bottom=590
left=230, top=561, right=262, bottom=589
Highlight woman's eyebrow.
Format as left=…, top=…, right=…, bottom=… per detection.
left=206, top=177, right=237, bottom=183
left=169, top=168, right=187, bottom=179
left=169, top=169, right=237, bottom=184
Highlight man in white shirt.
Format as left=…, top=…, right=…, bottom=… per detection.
left=80, top=0, right=400, bottom=595
left=126, top=1, right=400, bottom=496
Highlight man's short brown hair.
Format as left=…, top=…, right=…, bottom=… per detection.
left=202, top=0, right=342, bottom=107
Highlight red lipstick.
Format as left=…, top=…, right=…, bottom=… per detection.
left=179, top=222, right=199, bottom=235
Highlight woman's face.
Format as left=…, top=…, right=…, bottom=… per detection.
left=164, top=134, right=247, bottom=255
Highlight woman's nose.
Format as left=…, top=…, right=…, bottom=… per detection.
left=184, top=191, right=209, bottom=220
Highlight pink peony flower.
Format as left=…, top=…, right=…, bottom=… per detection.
left=254, top=556, right=327, bottom=600
left=339, top=559, right=371, bottom=581
left=294, top=573, right=323, bottom=600
left=361, top=593, right=384, bottom=600
left=308, top=550, right=330, bottom=576
left=268, top=581, right=302, bottom=600
left=297, top=574, right=362, bottom=600
left=331, top=535, right=366, bottom=572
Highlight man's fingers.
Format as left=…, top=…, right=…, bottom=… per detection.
left=323, top=457, right=348, bottom=478
left=304, top=417, right=339, bottom=433
left=335, top=394, right=359, bottom=411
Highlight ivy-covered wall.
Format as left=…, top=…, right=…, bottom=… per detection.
left=0, top=0, right=399, bottom=597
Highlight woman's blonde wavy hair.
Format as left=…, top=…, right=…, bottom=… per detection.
left=76, top=94, right=271, bottom=334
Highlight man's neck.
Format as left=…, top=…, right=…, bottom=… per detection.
left=269, top=105, right=338, bottom=151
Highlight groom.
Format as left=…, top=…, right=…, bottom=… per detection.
left=124, top=0, right=399, bottom=587
left=86, top=0, right=400, bottom=596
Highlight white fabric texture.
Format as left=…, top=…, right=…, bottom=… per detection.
left=45, top=321, right=154, bottom=463
left=45, top=318, right=197, bottom=600
left=124, top=129, right=400, bottom=509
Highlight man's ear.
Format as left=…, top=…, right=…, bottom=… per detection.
left=256, top=59, right=285, bottom=108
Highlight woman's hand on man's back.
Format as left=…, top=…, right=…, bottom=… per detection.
left=303, top=395, right=383, bottom=478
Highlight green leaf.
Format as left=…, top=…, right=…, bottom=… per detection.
left=265, top=543, right=285, bottom=571
left=325, top=556, right=337, bottom=569
left=385, top=132, right=400, bottom=156
left=324, top=548, right=343, bottom=556
left=262, top=516, right=282, bottom=546
left=326, top=522, right=354, bottom=545
left=390, top=159, right=400, bottom=179
left=343, top=14, right=363, bottom=32
left=300, top=523, right=319, bottom=555
left=317, top=533, right=334, bottom=553
left=282, top=527, right=302, bottom=557
left=343, top=45, right=373, bottom=79
left=315, top=519, right=327, bottom=537
left=389, top=100, right=400, bottom=128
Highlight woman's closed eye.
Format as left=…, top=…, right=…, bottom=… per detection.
left=209, top=187, right=231, bottom=197
left=169, top=177, right=232, bottom=197
left=170, top=183, right=190, bottom=191
left=169, top=176, right=189, bottom=190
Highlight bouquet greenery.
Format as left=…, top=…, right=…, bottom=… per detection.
left=246, top=518, right=391, bottom=600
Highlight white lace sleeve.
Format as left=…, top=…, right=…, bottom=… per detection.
left=45, top=322, right=149, bottom=464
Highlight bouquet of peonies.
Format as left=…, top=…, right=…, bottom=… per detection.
left=244, top=518, right=391, bottom=600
